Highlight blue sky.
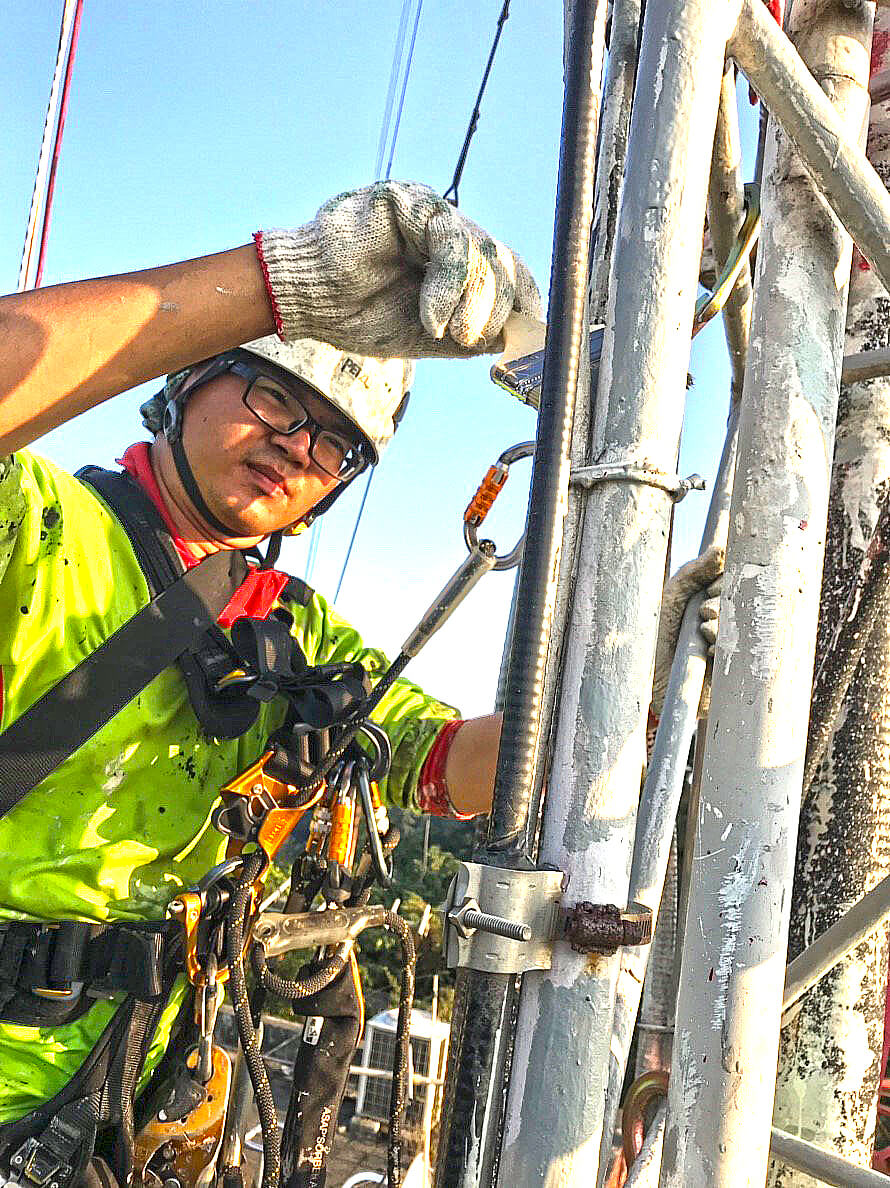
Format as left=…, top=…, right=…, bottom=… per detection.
left=1, top=3, right=754, bottom=716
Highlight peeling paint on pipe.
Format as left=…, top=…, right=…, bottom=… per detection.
left=730, top=0, right=890, bottom=295
left=495, top=0, right=741, bottom=1183
left=770, top=18, right=890, bottom=1179
left=661, top=2, right=874, bottom=1185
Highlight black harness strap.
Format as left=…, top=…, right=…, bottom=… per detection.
left=0, top=544, right=245, bottom=818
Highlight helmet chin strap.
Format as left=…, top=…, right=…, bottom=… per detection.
left=170, top=433, right=244, bottom=538
left=170, top=433, right=285, bottom=570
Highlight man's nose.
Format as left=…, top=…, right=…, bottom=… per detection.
left=273, top=425, right=313, bottom=467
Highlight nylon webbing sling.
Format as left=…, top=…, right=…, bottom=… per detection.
left=0, top=546, right=245, bottom=817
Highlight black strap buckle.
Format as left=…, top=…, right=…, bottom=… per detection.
left=7, top=1137, right=68, bottom=1188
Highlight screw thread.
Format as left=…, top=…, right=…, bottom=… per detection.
left=462, top=909, right=531, bottom=942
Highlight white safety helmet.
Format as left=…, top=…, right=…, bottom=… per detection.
left=240, top=336, right=414, bottom=464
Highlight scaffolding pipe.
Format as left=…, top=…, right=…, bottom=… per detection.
left=660, top=0, right=873, bottom=1183
left=635, top=836, right=679, bottom=1078
left=842, top=346, right=890, bottom=384
left=769, top=1127, right=890, bottom=1187
left=597, top=407, right=740, bottom=1183
left=782, top=870, right=890, bottom=1018
left=707, top=64, right=753, bottom=402
left=770, top=32, right=890, bottom=1176
left=595, top=93, right=753, bottom=1157
left=588, top=0, right=643, bottom=323
left=496, top=0, right=739, bottom=1182
left=729, top=0, right=890, bottom=296
left=434, top=4, right=608, bottom=1184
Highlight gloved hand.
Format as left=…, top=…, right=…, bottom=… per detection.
left=255, top=180, right=542, bottom=358
left=651, top=544, right=724, bottom=718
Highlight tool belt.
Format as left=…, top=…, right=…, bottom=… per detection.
left=0, top=919, right=180, bottom=1027
left=0, top=919, right=184, bottom=1188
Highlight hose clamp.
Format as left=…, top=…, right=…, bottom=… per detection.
left=569, top=461, right=705, bottom=503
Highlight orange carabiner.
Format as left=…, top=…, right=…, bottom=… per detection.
left=464, top=463, right=508, bottom=528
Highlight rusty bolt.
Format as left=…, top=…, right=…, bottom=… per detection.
left=563, top=901, right=653, bottom=955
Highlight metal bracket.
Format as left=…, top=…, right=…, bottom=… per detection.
left=443, top=863, right=655, bottom=974
left=252, top=904, right=388, bottom=958
left=569, top=462, right=705, bottom=503
left=443, top=862, right=565, bottom=974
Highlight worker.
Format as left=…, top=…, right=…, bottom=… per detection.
left=0, top=179, right=720, bottom=1187
left=0, top=180, right=540, bottom=1186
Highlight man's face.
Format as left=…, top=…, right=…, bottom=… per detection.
left=176, top=367, right=352, bottom=538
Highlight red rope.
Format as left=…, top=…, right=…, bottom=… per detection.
left=34, top=0, right=84, bottom=288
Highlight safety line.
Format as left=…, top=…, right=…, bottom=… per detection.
left=385, top=0, right=424, bottom=179
left=333, top=0, right=425, bottom=602
left=18, top=0, right=83, bottom=291
left=35, top=0, right=84, bottom=288
left=374, top=0, right=412, bottom=179
left=444, top=0, right=510, bottom=206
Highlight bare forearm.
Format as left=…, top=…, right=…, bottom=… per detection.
left=0, top=244, right=274, bottom=453
left=444, top=712, right=502, bottom=817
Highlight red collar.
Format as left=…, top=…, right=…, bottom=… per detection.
left=116, top=442, right=290, bottom=626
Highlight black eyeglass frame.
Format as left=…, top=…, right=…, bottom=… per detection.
left=176, top=352, right=375, bottom=484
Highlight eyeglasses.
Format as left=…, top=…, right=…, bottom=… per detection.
left=230, top=361, right=371, bottom=483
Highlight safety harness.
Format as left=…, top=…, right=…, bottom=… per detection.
left=0, top=466, right=347, bottom=1188
left=0, top=439, right=531, bottom=1188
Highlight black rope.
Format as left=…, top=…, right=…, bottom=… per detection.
left=382, top=911, right=416, bottom=1188
left=251, top=948, right=345, bottom=1000
left=225, top=850, right=281, bottom=1188
left=443, top=0, right=511, bottom=206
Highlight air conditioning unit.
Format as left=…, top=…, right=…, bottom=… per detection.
left=354, top=1008, right=450, bottom=1137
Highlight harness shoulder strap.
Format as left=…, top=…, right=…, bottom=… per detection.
left=0, top=544, right=246, bottom=818
left=79, top=466, right=269, bottom=741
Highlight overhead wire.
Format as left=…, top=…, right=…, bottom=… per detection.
left=332, top=0, right=425, bottom=602
left=444, top=0, right=511, bottom=207
left=334, top=0, right=511, bottom=599
left=18, top=0, right=84, bottom=292
left=303, top=0, right=417, bottom=587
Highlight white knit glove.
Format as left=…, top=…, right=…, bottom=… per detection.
left=255, top=181, right=542, bottom=358
left=651, top=545, right=724, bottom=717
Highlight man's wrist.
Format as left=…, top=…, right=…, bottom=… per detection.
left=418, top=719, right=474, bottom=819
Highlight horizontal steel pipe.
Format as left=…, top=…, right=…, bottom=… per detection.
left=770, top=1127, right=890, bottom=1186
left=842, top=345, right=890, bottom=383
left=782, top=869, right=890, bottom=1015
left=729, top=0, right=890, bottom=295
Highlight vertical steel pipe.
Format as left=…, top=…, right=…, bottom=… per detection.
left=770, top=18, right=890, bottom=1178
left=496, top=0, right=740, bottom=1182
left=660, top=2, right=874, bottom=1184
left=597, top=407, right=741, bottom=1185
left=588, top=0, right=643, bottom=324
left=707, top=64, right=754, bottom=402
left=434, top=4, right=608, bottom=1184
left=729, top=0, right=890, bottom=294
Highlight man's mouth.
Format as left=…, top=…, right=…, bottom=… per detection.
left=247, top=461, right=289, bottom=497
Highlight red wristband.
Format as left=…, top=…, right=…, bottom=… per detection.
left=253, top=231, right=285, bottom=339
left=418, top=720, right=473, bottom=819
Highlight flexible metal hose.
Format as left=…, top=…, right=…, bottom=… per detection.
left=435, top=3, right=606, bottom=1184
left=486, top=0, right=602, bottom=856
